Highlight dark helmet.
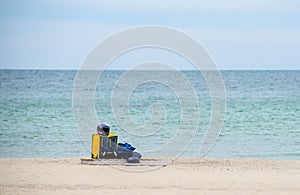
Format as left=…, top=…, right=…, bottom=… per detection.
left=97, top=123, right=110, bottom=135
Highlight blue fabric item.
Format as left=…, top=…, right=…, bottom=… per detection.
left=118, top=143, right=136, bottom=151
left=117, top=146, right=132, bottom=152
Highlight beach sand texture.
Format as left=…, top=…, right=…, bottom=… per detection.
left=0, top=158, right=299, bottom=194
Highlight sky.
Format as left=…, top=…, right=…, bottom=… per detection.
left=0, top=0, right=299, bottom=70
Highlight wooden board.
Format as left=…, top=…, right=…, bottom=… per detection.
left=80, top=158, right=168, bottom=166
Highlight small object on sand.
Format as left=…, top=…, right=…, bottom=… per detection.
left=127, top=157, right=140, bottom=163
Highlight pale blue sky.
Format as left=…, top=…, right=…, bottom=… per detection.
left=0, top=0, right=299, bottom=70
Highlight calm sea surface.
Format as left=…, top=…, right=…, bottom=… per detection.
left=0, top=70, right=299, bottom=159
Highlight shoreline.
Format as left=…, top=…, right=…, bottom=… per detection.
left=1, top=158, right=300, bottom=194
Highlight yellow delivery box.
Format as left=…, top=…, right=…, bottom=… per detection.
left=91, top=133, right=118, bottom=159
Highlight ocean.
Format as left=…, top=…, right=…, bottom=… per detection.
left=0, top=70, right=299, bottom=160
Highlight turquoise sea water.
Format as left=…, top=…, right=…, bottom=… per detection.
left=0, top=70, right=299, bottom=159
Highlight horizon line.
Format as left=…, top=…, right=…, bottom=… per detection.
left=0, top=68, right=299, bottom=71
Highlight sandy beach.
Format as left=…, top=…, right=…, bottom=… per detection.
left=0, top=158, right=299, bottom=194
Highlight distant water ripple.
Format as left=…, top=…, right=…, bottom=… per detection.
left=0, top=70, right=299, bottom=159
